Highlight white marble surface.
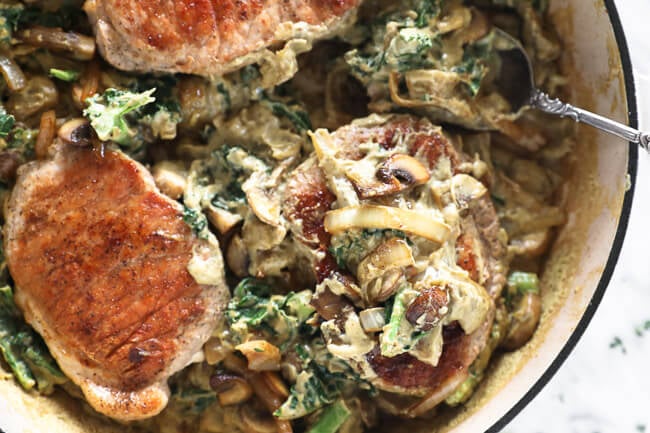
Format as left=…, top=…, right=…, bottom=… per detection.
left=505, top=1, right=650, bottom=432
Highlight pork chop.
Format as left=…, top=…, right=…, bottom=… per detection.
left=3, top=144, right=229, bottom=421
left=84, top=0, right=360, bottom=76
left=283, top=115, right=506, bottom=414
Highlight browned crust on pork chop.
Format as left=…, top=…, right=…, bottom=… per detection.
left=3, top=144, right=228, bottom=421
left=84, top=0, right=360, bottom=75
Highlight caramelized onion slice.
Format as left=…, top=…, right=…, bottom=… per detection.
left=34, top=110, right=56, bottom=160
left=324, top=205, right=451, bottom=244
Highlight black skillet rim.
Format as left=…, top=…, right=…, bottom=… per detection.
left=485, top=0, right=639, bottom=431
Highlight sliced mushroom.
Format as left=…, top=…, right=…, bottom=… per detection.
left=203, top=337, right=231, bottom=365
left=451, top=173, right=487, bottom=209
left=357, top=238, right=414, bottom=284
left=242, top=171, right=282, bottom=227
left=7, top=76, right=58, bottom=120
left=222, top=352, right=248, bottom=375
left=259, top=369, right=289, bottom=398
left=366, top=268, right=404, bottom=304
left=347, top=154, right=430, bottom=200
left=376, top=154, right=430, bottom=189
left=151, top=161, right=187, bottom=200
left=502, top=292, right=542, bottom=350
left=17, top=26, right=95, bottom=60
left=206, top=206, right=243, bottom=235
left=356, top=238, right=415, bottom=304
left=324, top=205, right=451, bottom=244
left=236, top=340, right=282, bottom=371
left=209, top=373, right=253, bottom=406
left=437, top=5, right=472, bottom=34
left=311, top=286, right=354, bottom=321
left=405, top=285, right=450, bottom=332
left=509, top=230, right=553, bottom=258
left=458, top=9, right=490, bottom=45
left=248, top=372, right=293, bottom=433
left=322, top=271, right=363, bottom=306
left=0, top=151, right=22, bottom=182
left=241, top=214, right=287, bottom=251
left=240, top=404, right=278, bottom=433
left=58, top=118, right=93, bottom=147
left=226, top=233, right=249, bottom=278
left=0, top=55, right=26, bottom=92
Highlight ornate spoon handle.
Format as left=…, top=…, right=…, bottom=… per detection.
left=531, top=89, right=650, bottom=152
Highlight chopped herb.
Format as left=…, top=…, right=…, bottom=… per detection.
left=83, top=88, right=155, bottom=146
left=49, top=68, right=80, bottom=82
left=170, top=386, right=217, bottom=414
left=129, top=76, right=182, bottom=141
left=207, top=146, right=252, bottom=211
left=345, top=50, right=387, bottom=77
left=130, top=75, right=180, bottom=116
left=634, top=320, right=650, bottom=337
left=0, top=5, right=23, bottom=46
left=182, top=206, right=208, bottom=238
left=0, top=285, right=67, bottom=394
left=226, top=278, right=315, bottom=349
left=391, top=28, right=436, bottom=72
left=609, top=336, right=626, bottom=354
left=452, top=31, right=497, bottom=96
left=6, top=127, right=37, bottom=158
left=0, top=108, right=15, bottom=138
left=240, top=64, right=260, bottom=84
left=275, top=353, right=369, bottom=419
left=414, top=0, right=441, bottom=27
left=263, top=98, right=312, bottom=132
left=216, top=82, right=231, bottom=112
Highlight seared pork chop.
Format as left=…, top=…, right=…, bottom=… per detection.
left=283, top=115, right=506, bottom=414
left=84, top=0, right=360, bottom=76
left=3, top=144, right=228, bottom=421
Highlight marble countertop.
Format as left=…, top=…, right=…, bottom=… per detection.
left=506, top=1, right=650, bottom=432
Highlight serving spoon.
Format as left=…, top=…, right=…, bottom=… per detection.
left=492, top=28, right=649, bottom=151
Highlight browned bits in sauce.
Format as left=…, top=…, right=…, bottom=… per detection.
left=456, top=233, right=480, bottom=282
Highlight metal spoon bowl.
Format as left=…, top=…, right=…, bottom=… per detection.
left=492, top=28, right=649, bottom=151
